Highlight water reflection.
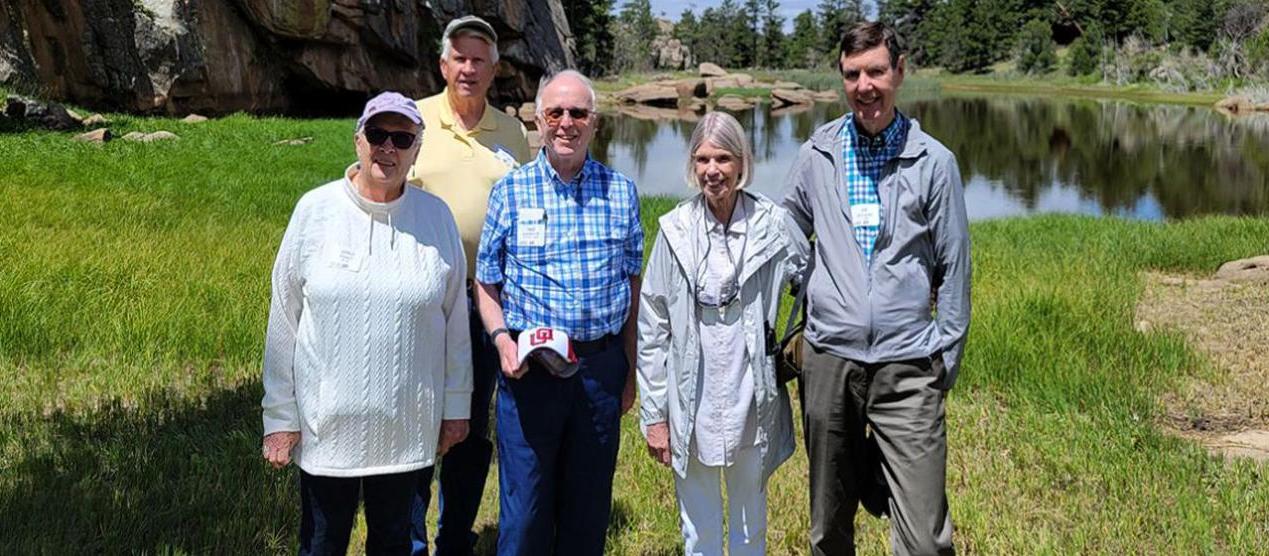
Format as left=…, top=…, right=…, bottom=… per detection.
left=591, top=94, right=1269, bottom=220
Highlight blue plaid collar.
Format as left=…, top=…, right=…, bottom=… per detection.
left=844, top=111, right=909, bottom=158
left=536, top=148, right=595, bottom=188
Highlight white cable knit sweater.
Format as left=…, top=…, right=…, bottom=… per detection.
left=262, top=165, right=472, bottom=477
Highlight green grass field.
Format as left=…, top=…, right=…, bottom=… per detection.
left=1, top=112, right=1267, bottom=554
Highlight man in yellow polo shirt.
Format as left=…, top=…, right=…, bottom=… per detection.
left=407, top=15, right=532, bottom=556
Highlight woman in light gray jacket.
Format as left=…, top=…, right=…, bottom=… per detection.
left=637, top=111, right=808, bottom=556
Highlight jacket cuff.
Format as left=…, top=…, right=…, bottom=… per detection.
left=262, top=412, right=300, bottom=436
left=640, top=406, right=666, bottom=428
left=442, top=391, right=473, bottom=420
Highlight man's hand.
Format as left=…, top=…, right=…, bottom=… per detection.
left=621, top=375, right=636, bottom=415
left=495, top=334, right=528, bottom=379
left=262, top=431, right=300, bottom=469
left=645, top=422, right=671, bottom=467
left=437, top=419, right=470, bottom=456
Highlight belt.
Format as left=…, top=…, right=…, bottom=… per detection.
left=509, top=330, right=618, bottom=357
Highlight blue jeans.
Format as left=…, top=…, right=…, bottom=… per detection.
left=411, top=296, right=497, bottom=556
left=495, top=339, right=626, bottom=556
left=300, top=469, right=418, bottom=556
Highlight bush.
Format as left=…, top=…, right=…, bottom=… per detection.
left=1017, top=18, right=1057, bottom=74
left=1248, top=26, right=1269, bottom=79
left=1066, top=37, right=1100, bottom=76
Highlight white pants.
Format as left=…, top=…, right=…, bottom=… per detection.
left=674, top=445, right=768, bottom=556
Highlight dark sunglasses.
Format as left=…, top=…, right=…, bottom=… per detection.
left=542, top=107, right=592, bottom=125
left=364, top=126, right=417, bottom=149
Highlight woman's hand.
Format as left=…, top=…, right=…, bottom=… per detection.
left=495, top=334, right=528, bottom=378
left=262, top=431, right=300, bottom=469
left=645, top=422, right=671, bottom=467
left=437, top=419, right=470, bottom=456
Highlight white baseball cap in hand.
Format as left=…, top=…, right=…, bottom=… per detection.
left=517, top=327, right=580, bottom=378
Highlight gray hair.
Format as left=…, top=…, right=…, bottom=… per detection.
left=685, top=111, right=754, bottom=191
left=534, top=69, right=598, bottom=115
left=441, top=29, right=500, bottom=64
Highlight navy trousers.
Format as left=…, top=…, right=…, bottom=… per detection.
left=495, top=340, right=627, bottom=556
left=299, top=469, right=418, bottom=556
left=411, top=295, right=498, bottom=556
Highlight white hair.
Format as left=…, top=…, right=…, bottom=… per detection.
left=534, top=69, right=598, bottom=115
left=685, top=111, right=754, bottom=191
left=441, top=29, right=499, bottom=64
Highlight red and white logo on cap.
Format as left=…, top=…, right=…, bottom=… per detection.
left=517, top=326, right=579, bottom=377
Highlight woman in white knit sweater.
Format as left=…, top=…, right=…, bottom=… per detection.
left=260, top=92, right=473, bottom=555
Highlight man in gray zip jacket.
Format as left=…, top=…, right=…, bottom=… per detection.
left=781, top=22, right=970, bottom=556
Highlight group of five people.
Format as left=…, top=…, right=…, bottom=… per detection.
left=261, top=15, right=970, bottom=556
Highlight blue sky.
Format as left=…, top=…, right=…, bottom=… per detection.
left=646, top=0, right=876, bottom=32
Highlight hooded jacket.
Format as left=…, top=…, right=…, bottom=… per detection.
left=637, top=191, right=808, bottom=480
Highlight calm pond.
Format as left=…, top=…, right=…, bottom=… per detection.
left=591, top=93, right=1269, bottom=220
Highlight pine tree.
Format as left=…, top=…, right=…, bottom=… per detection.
left=761, top=0, right=788, bottom=68
left=819, top=0, right=866, bottom=63
left=613, top=0, right=658, bottom=72
left=746, top=0, right=764, bottom=67
left=561, top=0, right=614, bottom=76
left=675, top=8, right=700, bottom=59
left=787, top=9, right=822, bottom=68
left=878, top=0, right=936, bottom=65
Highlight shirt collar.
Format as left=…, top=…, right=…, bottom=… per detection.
left=537, top=148, right=594, bottom=187
left=438, top=88, right=498, bottom=132
left=844, top=110, right=909, bottom=155
left=703, top=192, right=750, bottom=235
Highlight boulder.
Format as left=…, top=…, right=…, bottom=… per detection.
left=615, top=103, right=698, bottom=122
left=122, top=130, right=179, bottom=142
left=142, top=131, right=179, bottom=142
left=680, top=97, right=707, bottom=112
left=653, top=35, right=691, bottom=70
left=773, top=81, right=803, bottom=90
left=716, top=95, right=754, bottom=111
left=1215, top=256, right=1269, bottom=283
left=812, top=89, right=840, bottom=102
left=614, top=83, right=680, bottom=108
left=518, top=102, right=536, bottom=123
left=4, top=95, right=83, bottom=130
left=82, top=114, right=109, bottom=126
left=181, top=114, right=208, bottom=123
left=1215, top=96, right=1255, bottom=114
left=0, top=0, right=576, bottom=115
left=673, top=78, right=708, bottom=99
left=72, top=128, right=111, bottom=143
left=707, top=73, right=755, bottom=90
left=699, top=62, right=727, bottom=77
left=771, top=88, right=815, bottom=107
left=771, top=103, right=813, bottom=117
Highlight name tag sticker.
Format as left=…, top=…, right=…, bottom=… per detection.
left=325, top=243, right=365, bottom=272
left=517, top=208, right=547, bottom=247
left=850, top=203, right=882, bottom=227
left=493, top=146, right=520, bottom=169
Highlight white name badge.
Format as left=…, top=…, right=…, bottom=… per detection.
left=850, top=203, right=882, bottom=227
left=516, top=208, right=547, bottom=247
left=493, top=146, right=520, bottom=169
left=324, top=243, right=365, bottom=272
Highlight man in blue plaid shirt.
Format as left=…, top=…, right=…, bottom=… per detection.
left=474, top=69, right=643, bottom=556
left=782, top=22, right=971, bottom=556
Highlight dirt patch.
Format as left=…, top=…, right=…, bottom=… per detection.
left=1135, top=259, right=1269, bottom=462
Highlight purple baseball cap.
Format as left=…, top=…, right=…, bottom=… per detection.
left=356, top=91, right=423, bottom=131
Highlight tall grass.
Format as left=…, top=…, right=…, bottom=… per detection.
left=1, top=113, right=1267, bottom=553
